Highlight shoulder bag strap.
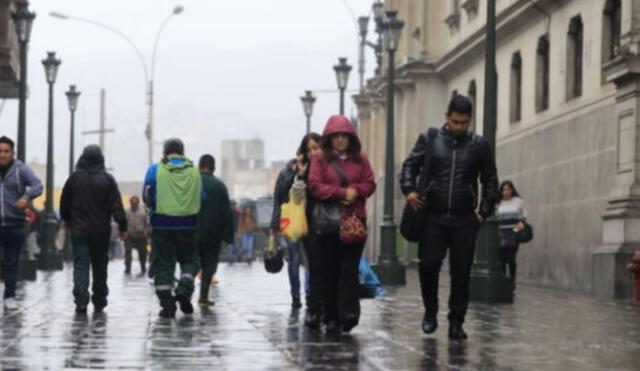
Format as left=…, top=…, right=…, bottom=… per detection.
left=329, top=161, right=348, bottom=187
left=417, top=128, right=438, bottom=193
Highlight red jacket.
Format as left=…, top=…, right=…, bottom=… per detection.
left=309, top=115, right=376, bottom=219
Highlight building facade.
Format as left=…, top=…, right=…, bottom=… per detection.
left=220, top=138, right=270, bottom=200
left=355, top=0, right=638, bottom=298
left=0, top=0, right=19, bottom=98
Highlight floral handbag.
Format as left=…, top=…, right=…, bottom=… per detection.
left=340, top=208, right=368, bottom=244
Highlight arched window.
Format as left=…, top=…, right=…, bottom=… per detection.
left=536, top=35, right=550, bottom=112
left=510, top=52, right=522, bottom=123
left=602, top=0, right=622, bottom=84
left=567, top=16, right=583, bottom=101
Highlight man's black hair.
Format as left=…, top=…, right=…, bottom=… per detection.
left=199, top=154, right=215, bottom=172
left=0, top=136, right=15, bottom=151
left=447, top=95, right=473, bottom=116
left=163, top=138, right=184, bottom=156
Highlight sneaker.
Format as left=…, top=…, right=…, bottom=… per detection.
left=4, top=298, right=18, bottom=311
left=75, top=305, right=87, bottom=314
left=175, top=295, right=194, bottom=315
left=198, top=299, right=215, bottom=308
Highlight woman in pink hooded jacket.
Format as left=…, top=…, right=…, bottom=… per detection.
left=308, top=115, right=376, bottom=334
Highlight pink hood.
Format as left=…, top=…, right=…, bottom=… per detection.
left=322, top=115, right=361, bottom=147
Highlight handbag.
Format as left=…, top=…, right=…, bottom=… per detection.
left=340, top=207, right=368, bottom=244
left=400, top=128, right=438, bottom=242
left=263, top=234, right=284, bottom=273
left=312, top=161, right=348, bottom=235
left=515, top=221, right=534, bottom=244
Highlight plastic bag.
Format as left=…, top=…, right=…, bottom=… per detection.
left=280, top=198, right=308, bottom=242
left=358, top=256, right=386, bottom=299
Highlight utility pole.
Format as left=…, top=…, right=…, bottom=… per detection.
left=82, top=89, right=114, bottom=157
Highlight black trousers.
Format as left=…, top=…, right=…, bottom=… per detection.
left=318, top=234, right=364, bottom=327
left=499, top=245, right=519, bottom=278
left=125, top=236, right=148, bottom=274
left=198, top=237, right=222, bottom=301
left=72, top=229, right=111, bottom=308
left=418, top=213, right=480, bottom=324
left=303, top=232, right=324, bottom=315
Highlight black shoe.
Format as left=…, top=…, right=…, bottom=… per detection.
left=159, top=305, right=176, bottom=318
left=341, top=316, right=359, bottom=333
left=324, top=321, right=341, bottom=334
left=292, top=297, right=302, bottom=309
left=175, top=295, right=194, bottom=315
left=75, top=306, right=87, bottom=314
left=124, top=269, right=131, bottom=275
left=304, top=312, right=321, bottom=330
left=422, top=314, right=438, bottom=334
left=448, top=322, right=468, bottom=340
left=94, top=305, right=106, bottom=313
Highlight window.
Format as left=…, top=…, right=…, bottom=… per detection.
left=536, top=35, right=550, bottom=112
left=445, top=0, right=461, bottom=33
left=468, top=80, right=477, bottom=132
left=567, top=16, right=583, bottom=101
left=602, top=0, right=622, bottom=83
left=510, top=52, right=522, bottom=123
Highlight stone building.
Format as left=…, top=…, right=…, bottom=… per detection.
left=0, top=0, right=19, bottom=98
left=220, top=138, right=270, bottom=200
left=355, top=0, right=639, bottom=298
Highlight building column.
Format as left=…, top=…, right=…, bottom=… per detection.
left=594, top=54, right=640, bottom=299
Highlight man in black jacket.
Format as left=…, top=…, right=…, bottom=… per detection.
left=61, top=145, right=127, bottom=314
left=400, top=95, right=498, bottom=340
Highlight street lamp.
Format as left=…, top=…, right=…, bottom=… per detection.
left=65, top=85, right=80, bottom=177
left=333, top=57, right=352, bottom=115
left=11, top=1, right=36, bottom=163
left=358, top=16, right=369, bottom=92
left=372, top=0, right=385, bottom=74
left=373, top=10, right=405, bottom=285
left=39, top=51, right=63, bottom=271
left=50, top=5, right=184, bottom=166
left=300, top=90, right=316, bottom=134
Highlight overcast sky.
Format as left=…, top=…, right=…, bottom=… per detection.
left=0, top=0, right=378, bottom=184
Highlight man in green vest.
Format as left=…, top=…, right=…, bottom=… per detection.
left=143, top=138, right=202, bottom=318
left=196, top=154, right=233, bottom=308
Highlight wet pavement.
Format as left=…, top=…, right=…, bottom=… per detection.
left=1, top=260, right=640, bottom=370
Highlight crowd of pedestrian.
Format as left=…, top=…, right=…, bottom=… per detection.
left=0, top=95, right=542, bottom=342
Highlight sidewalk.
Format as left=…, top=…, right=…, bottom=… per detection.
left=1, top=261, right=639, bottom=370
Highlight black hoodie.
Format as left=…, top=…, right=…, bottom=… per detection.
left=60, top=145, right=127, bottom=233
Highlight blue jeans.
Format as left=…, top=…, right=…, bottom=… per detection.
left=286, top=240, right=302, bottom=299
left=241, top=232, right=254, bottom=261
left=0, top=226, right=26, bottom=299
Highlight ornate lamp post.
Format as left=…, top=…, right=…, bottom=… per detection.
left=333, top=57, right=352, bottom=115
left=372, top=0, right=385, bottom=74
left=300, top=90, right=316, bottom=134
left=11, top=1, right=36, bottom=162
left=373, top=10, right=405, bottom=285
left=39, top=51, right=63, bottom=270
left=65, top=85, right=80, bottom=176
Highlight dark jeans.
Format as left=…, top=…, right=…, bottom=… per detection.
left=198, top=237, right=222, bottom=301
left=72, top=229, right=110, bottom=308
left=286, top=238, right=302, bottom=300
left=418, top=213, right=480, bottom=324
left=318, top=234, right=364, bottom=327
left=125, top=235, right=148, bottom=274
left=303, top=232, right=324, bottom=315
left=499, top=245, right=519, bottom=279
left=152, top=229, right=199, bottom=308
left=0, top=226, right=26, bottom=299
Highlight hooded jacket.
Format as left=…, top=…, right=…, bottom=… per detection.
left=0, top=159, right=43, bottom=227
left=308, top=115, right=376, bottom=220
left=60, top=145, right=127, bottom=233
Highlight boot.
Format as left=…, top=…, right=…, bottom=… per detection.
left=448, top=321, right=468, bottom=341
left=422, top=313, right=438, bottom=334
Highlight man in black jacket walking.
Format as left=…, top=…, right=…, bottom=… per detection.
left=400, top=95, right=498, bottom=340
left=61, top=145, right=127, bottom=314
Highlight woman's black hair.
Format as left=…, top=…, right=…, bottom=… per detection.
left=498, top=180, right=521, bottom=201
left=296, top=132, right=322, bottom=163
left=321, top=133, right=363, bottom=163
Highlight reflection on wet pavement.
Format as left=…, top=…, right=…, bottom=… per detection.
left=1, top=262, right=640, bottom=370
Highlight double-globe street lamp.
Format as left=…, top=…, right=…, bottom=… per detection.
left=65, top=85, right=80, bottom=177
left=11, top=1, right=36, bottom=163
left=50, top=6, right=184, bottom=166
left=373, top=11, right=405, bottom=285
left=39, top=51, right=63, bottom=270
left=333, top=57, right=352, bottom=116
left=300, top=90, right=316, bottom=134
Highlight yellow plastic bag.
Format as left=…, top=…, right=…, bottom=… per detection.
left=280, top=198, right=308, bottom=242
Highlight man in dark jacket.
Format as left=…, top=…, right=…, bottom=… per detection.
left=0, top=136, right=43, bottom=311
left=400, top=95, right=498, bottom=340
left=196, top=154, right=233, bottom=308
left=60, top=145, right=127, bottom=314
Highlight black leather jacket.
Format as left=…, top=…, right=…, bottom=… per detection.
left=400, top=125, right=499, bottom=219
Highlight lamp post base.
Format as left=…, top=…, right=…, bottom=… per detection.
left=372, top=261, right=406, bottom=286
left=38, top=215, right=64, bottom=271
left=469, top=218, right=513, bottom=303
left=469, top=273, right=513, bottom=303
left=19, top=257, right=38, bottom=281
left=37, top=251, right=64, bottom=271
